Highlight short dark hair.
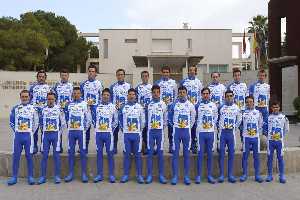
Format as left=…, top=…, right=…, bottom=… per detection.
left=19, top=89, right=30, bottom=96
left=116, top=68, right=126, bottom=75
left=258, top=69, right=267, bottom=75
left=141, top=71, right=149, bottom=77
left=102, top=88, right=111, bottom=95
left=233, top=69, right=241, bottom=76
left=47, top=92, right=56, bottom=98
left=178, top=85, right=187, bottom=92
left=151, top=85, right=160, bottom=92
left=36, top=70, right=47, bottom=78
left=128, top=88, right=136, bottom=94
left=225, top=89, right=234, bottom=96
left=270, top=100, right=280, bottom=107
left=211, top=72, right=220, bottom=78
left=73, top=86, right=81, bottom=91
left=188, top=65, right=197, bottom=71
left=201, top=87, right=211, bottom=94
left=161, top=66, right=171, bottom=72
left=88, top=65, right=98, bottom=73
left=245, top=95, right=254, bottom=101
left=60, top=68, right=69, bottom=74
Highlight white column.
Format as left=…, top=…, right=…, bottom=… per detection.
left=147, top=57, right=150, bottom=69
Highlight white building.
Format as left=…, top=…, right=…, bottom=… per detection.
left=81, top=28, right=255, bottom=86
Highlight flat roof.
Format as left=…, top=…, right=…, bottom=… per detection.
left=98, top=28, right=232, bottom=31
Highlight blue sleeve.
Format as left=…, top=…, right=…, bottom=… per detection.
left=226, top=82, right=233, bottom=90
left=118, top=105, right=124, bottom=130
left=248, top=82, right=256, bottom=96
left=179, top=79, right=185, bottom=87
left=65, top=105, right=70, bottom=125
left=29, top=84, right=35, bottom=102
left=80, top=81, right=85, bottom=99
left=91, top=108, right=96, bottom=127
left=154, top=79, right=160, bottom=86
left=9, top=106, right=16, bottom=131
left=194, top=102, right=199, bottom=125
left=216, top=104, right=224, bottom=130
left=168, top=103, right=175, bottom=126
left=135, top=85, right=140, bottom=101
left=109, top=83, right=115, bottom=102
left=39, top=112, right=43, bottom=132
left=53, top=83, right=59, bottom=103
left=145, top=104, right=149, bottom=126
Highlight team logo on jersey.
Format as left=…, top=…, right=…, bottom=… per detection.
left=70, top=115, right=81, bottom=129
left=178, top=114, right=188, bottom=128
left=86, top=93, right=97, bottom=105
left=211, top=95, right=220, bottom=105
left=246, top=123, right=257, bottom=136
left=17, top=117, right=30, bottom=131
left=235, top=95, right=244, bottom=109
left=258, top=95, right=267, bottom=107
left=271, top=127, right=282, bottom=140
left=127, top=118, right=138, bottom=131
left=35, top=95, right=47, bottom=106
left=202, top=115, right=213, bottom=129
left=150, top=114, right=161, bottom=129
left=188, top=91, right=198, bottom=105
left=162, top=92, right=172, bottom=105
left=59, top=95, right=70, bottom=108
left=98, top=116, right=109, bottom=131
left=224, top=118, right=234, bottom=129
left=45, top=118, right=58, bottom=131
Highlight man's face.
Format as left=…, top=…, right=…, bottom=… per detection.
left=201, top=90, right=210, bottom=100
left=20, top=92, right=30, bottom=104
left=73, top=90, right=81, bottom=100
left=233, top=72, right=241, bottom=82
left=161, top=69, right=170, bottom=79
left=60, top=72, right=69, bottom=82
left=211, top=73, right=220, bottom=83
left=258, top=72, right=267, bottom=82
left=188, top=66, right=197, bottom=77
left=246, top=98, right=254, bottom=109
left=116, top=70, right=125, bottom=82
left=37, top=73, right=46, bottom=83
left=88, top=68, right=97, bottom=80
left=178, top=89, right=187, bottom=99
left=271, top=104, right=280, bottom=113
left=47, top=95, right=56, bottom=106
left=102, top=92, right=110, bottom=103
left=225, top=92, right=234, bottom=103
left=152, top=89, right=160, bottom=99
left=127, top=91, right=136, bottom=101
left=141, top=72, right=149, bottom=84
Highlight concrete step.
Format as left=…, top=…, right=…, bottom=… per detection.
left=1, top=147, right=300, bottom=180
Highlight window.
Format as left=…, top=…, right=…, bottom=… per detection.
left=125, top=39, right=137, bottom=43
left=187, top=38, right=192, bottom=49
left=209, top=64, right=228, bottom=73
left=152, top=39, right=172, bottom=52
left=103, top=39, right=108, bottom=58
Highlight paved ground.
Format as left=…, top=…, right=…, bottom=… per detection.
left=1, top=118, right=299, bottom=154
left=0, top=173, right=300, bottom=200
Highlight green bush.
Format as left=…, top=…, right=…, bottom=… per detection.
left=293, top=96, right=300, bottom=119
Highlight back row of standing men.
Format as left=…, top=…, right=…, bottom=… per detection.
left=8, top=65, right=288, bottom=185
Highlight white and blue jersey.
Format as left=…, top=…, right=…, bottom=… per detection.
left=80, top=79, right=103, bottom=107
left=119, top=102, right=145, bottom=134
left=248, top=81, right=270, bottom=108
left=180, top=77, right=203, bottom=105
left=40, top=105, right=62, bottom=133
left=65, top=100, right=89, bottom=131
left=92, top=102, right=118, bottom=133
left=267, top=113, right=289, bottom=142
left=195, top=101, right=218, bottom=133
left=218, top=104, right=242, bottom=131
left=53, top=81, right=73, bottom=110
left=241, top=108, right=263, bottom=138
left=154, top=78, right=177, bottom=106
left=147, top=100, right=167, bottom=130
left=10, top=103, right=39, bottom=134
left=208, top=82, right=226, bottom=106
left=136, top=83, right=152, bottom=108
left=110, top=81, right=131, bottom=107
left=169, top=100, right=196, bottom=129
left=29, top=82, right=51, bottom=111
left=227, top=81, right=248, bottom=111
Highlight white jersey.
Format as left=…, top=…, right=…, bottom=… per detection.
left=155, top=78, right=177, bottom=106
left=53, top=81, right=73, bottom=109
left=249, top=82, right=270, bottom=108
left=41, top=105, right=62, bottom=132
left=94, top=103, right=117, bottom=133
left=120, top=103, right=145, bottom=134
left=196, top=101, right=218, bottom=133
left=136, top=83, right=152, bottom=107
left=147, top=100, right=167, bottom=130
left=267, top=113, right=289, bottom=141
left=110, top=82, right=131, bottom=106
left=66, top=100, right=89, bottom=131
left=218, top=104, right=242, bottom=131
left=29, top=83, right=51, bottom=109
left=228, top=82, right=248, bottom=110
left=181, top=77, right=203, bottom=105
left=242, top=108, right=263, bottom=138
left=208, top=83, right=226, bottom=106
left=80, top=80, right=103, bottom=106
left=170, top=100, right=196, bottom=129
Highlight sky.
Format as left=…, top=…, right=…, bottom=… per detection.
left=0, top=0, right=269, bottom=33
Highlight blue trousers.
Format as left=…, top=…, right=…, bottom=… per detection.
left=191, top=124, right=197, bottom=151
left=95, top=132, right=114, bottom=177
left=12, top=132, right=34, bottom=178
left=218, top=129, right=235, bottom=177
left=242, top=137, right=260, bottom=177
left=256, top=107, right=269, bottom=135
left=197, top=132, right=214, bottom=177
left=168, top=124, right=174, bottom=149
left=123, top=133, right=142, bottom=176
left=85, top=126, right=91, bottom=152
left=267, top=140, right=285, bottom=176
left=113, top=125, right=119, bottom=151
left=67, top=130, right=87, bottom=175
left=142, top=127, right=148, bottom=151
left=172, top=128, right=190, bottom=177
left=40, top=131, right=61, bottom=177
left=147, top=129, right=164, bottom=176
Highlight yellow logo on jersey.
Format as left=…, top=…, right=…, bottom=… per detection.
left=272, top=132, right=281, bottom=141
left=247, top=128, right=257, bottom=136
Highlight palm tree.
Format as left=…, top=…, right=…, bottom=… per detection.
left=248, top=15, right=268, bottom=69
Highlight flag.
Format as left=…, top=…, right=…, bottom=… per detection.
left=242, top=29, right=246, bottom=54
left=252, top=31, right=259, bottom=56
